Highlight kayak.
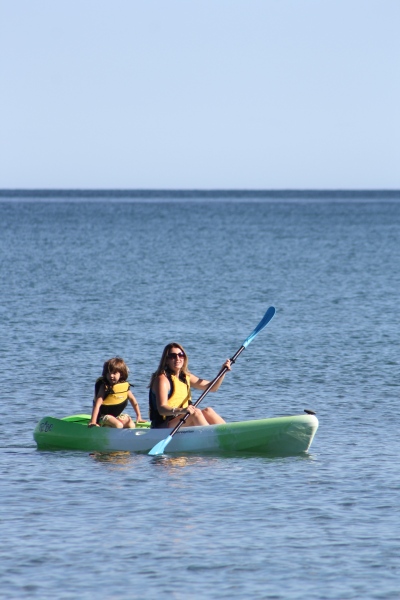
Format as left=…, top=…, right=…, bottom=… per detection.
left=33, top=412, right=318, bottom=456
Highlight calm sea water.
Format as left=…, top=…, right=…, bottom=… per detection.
left=0, top=193, right=399, bottom=599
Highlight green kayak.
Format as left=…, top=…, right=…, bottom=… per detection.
left=34, top=412, right=318, bottom=456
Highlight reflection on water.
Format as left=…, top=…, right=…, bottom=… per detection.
left=89, top=451, right=134, bottom=470
left=151, top=454, right=219, bottom=471
left=87, top=451, right=316, bottom=476
left=88, top=451, right=222, bottom=472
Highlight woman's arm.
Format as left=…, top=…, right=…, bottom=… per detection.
left=190, top=359, right=232, bottom=392
left=128, top=391, right=146, bottom=422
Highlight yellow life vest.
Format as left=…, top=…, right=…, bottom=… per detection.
left=98, top=380, right=130, bottom=406
left=149, top=373, right=192, bottom=427
left=167, top=374, right=191, bottom=410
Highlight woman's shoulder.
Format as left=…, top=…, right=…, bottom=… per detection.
left=153, top=372, right=171, bottom=387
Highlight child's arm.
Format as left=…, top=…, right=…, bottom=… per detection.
left=128, top=391, right=145, bottom=422
left=89, top=385, right=106, bottom=427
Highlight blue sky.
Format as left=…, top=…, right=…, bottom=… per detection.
left=1, top=0, right=399, bottom=189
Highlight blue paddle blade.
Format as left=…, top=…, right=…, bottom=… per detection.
left=243, top=306, right=275, bottom=348
left=148, top=435, right=173, bottom=456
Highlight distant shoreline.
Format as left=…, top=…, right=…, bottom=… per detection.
left=0, top=189, right=399, bottom=200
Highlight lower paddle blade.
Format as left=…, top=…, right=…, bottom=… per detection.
left=148, top=435, right=173, bottom=456
left=243, top=306, right=275, bottom=348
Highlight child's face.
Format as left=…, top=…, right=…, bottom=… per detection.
left=107, top=370, right=121, bottom=385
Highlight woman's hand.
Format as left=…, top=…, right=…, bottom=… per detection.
left=185, top=405, right=203, bottom=417
left=88, top=423, right=100, bottom=428
left=222, top=359, right=232, bottom=371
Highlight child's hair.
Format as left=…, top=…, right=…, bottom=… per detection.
left=149, top=342, right=188, bottom=388
left=102, top=357, right=129, bottom=382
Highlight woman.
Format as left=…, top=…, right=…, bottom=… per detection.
left=149, top=342, right=231, bottom=428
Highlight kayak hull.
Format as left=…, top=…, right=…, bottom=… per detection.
left=33, top=413, right=319, bottom=456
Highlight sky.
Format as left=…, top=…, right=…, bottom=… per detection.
left=1, top=0, right=399, bottom=190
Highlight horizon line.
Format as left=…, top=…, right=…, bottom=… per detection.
left=1, top=188, right=400, bottom=198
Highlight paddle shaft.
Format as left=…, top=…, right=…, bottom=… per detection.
left=168, top=345, right=246, bottom=437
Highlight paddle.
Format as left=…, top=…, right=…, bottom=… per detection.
left=148, top=306, right=276, bottom=456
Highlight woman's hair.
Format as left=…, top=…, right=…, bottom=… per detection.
left=102, top=357, right=129, bottom=382
left=149, top=342, right=189, bottom=388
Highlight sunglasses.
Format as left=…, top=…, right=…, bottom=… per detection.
left=167, top=352, right=185, bottom=360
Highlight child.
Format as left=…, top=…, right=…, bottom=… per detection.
left=88, top=357, right=144, bottom=428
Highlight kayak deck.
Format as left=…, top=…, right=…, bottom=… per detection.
left=34, top=413, right=319, bottom=456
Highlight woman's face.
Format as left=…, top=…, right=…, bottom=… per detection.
left=166, top=346, right=185, bottom=368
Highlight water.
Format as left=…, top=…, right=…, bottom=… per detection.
left=0, top=193, right=399, bottom=599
